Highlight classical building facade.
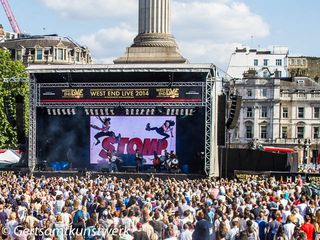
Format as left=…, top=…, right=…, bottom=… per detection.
left=230, top=77, right=320, bottom=164
left=0, top=34, right=92, bottom=66
left=227, top=46, right=289, bottom=79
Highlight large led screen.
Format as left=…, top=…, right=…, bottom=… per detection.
left=90, top=116, right=176, bottom=165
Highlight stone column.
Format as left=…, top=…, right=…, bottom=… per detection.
left=134, top=0, right=177, bottom=47
left=114, top=0, right=187, bottom=64
left=139, top=0, right=170, bottom=34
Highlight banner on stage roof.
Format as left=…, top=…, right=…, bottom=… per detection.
left=40, top=86, right=203, bottom=102
left=90, top=116, right=176, bottom=165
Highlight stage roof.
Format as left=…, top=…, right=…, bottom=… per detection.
left=27, top=64, right=216, bottom=73
left=27, top=64, right=216, bottom=83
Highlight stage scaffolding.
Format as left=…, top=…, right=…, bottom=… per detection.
left=27, top=64, right=219, bottom=177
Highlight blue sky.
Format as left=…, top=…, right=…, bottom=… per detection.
left=0, top=0, right=319, bottom=70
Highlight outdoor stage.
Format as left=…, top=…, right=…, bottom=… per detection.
left=27, top=64, right=220, bottom=177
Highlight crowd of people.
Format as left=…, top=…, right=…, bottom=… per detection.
left=0, top=172, right=318, bottom=240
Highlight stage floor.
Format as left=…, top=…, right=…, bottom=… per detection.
left=32, top=170, right=204, bottom=180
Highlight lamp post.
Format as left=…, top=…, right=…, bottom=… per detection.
left=302, top=139, right=311, bottom=165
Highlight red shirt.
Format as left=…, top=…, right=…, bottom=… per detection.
left=301, top=223, right=315, bottom=240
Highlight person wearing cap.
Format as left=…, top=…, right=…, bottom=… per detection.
left=133, top=222, right=149, bottom=240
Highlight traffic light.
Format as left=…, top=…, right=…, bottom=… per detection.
left=225, top=95, right=242, bottom=130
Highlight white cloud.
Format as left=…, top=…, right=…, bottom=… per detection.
left=78, top=25, right=136, bottom=63
left=172, top=1, right=269, bottom=42
left=39, top=0, right=270, bottom=69
left=178, top=40, right=240, bottom=67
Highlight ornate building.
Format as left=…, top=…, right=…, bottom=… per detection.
left=0, top=34, right=92, bottom=66
left=230, top=77, right=320, bottom=164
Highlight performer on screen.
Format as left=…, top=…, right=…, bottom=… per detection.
left=145, top=120, right=175, bottom=140
left=90, top=117, right=121, bottom=145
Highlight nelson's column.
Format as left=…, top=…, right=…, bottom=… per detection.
left=114, top=0, right=187, bottom=64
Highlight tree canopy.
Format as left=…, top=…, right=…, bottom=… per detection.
left=0, top=48, right=29, bottom=149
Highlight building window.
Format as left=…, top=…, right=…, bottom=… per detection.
left=314, top=107, right=320, bottom=118
left=261, top=106, right=268, bottom=118
left=276, top=59, right=282, bottom=66
left=282, top=107, right=288, bottom=118
left=36, top=48, right=42, bottom=60
left=275, top=71, right=282, bottom=78
left=297, top=92, right=306, bottom=98
left=260, top=126, right=267, bottom=139
left=247, top=89, right=253, bottom=97
left=261, top=88, right=268, bottom=97
left=254, top=59, right=258, bottom=66
left=297, top=59, right=301, bottom=65
left=76, top=52, right=80, bottom=62
left=246, top=107, right=253, bottom=118
left=290, top=58, right=294, bottom=65
left=282, top=126, right=288, bottom=139
left=263, top=59, right=269, bottom=66
left=57, top=49, right=63, bottom=60
left=297, top=126, right=304, bottom=139
left=246, top=125, right=253, bottom=139
left=314, top=127, right=320, bottom=139
left=302, top=59, right=306, bottom=65
left=16, top=50, right=22, bottom=60
left=233, top=127, right=239, bottom=139
left=298, top=107, right=304, bottom=118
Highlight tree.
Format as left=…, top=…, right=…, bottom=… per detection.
left=0, top=48, right=29, bottom=149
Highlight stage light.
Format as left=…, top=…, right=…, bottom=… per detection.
left=47, top=109, right=51, bottom=115
left=52, top=109, right=57, bottom=115
left=135, top=109, right=139, bottom=115
left=131, top=109, right=134, bottom=115
left=109, top=109, right=115, bottom=115
left=85, top=109, right=89, bottom=116
left=125, top=109, right=129, bottom=115
left=67, top=109, right=71, bottom=115
left=171, top=109, right=175, bottom=115
left=90, top=109, right=94, bottom=116
left=94, top=109, right=99, bottom=116
left=105, top=108, right=109, bottom=115
left=71, top=109, right=76, bottom=115
left=185, top=109, right=189, bottom=116
left=151, top=109, right=155, bottom=115
left=62, top=109, right=66, bottom=115
left=175, top=109, right=179, bottom=115
left=166, top=109, right=171, bottom=115
left=180, top=109, right=184, bottom=115
left=146, top=109, right=150, bottom=115
left=57, top=109, right=61, bottom=115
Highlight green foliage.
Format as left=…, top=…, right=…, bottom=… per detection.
left=0, top=48, right=29, bottom=148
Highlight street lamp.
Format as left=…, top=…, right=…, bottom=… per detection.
left=302, top=139, right=311, bottom=164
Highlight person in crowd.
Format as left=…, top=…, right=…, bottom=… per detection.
left=300, top=215, right=315, bottom=240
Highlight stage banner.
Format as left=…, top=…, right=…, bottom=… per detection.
left=90, top=116, right=176, bottom=165
left=40, top=86, right=203, bottom=102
